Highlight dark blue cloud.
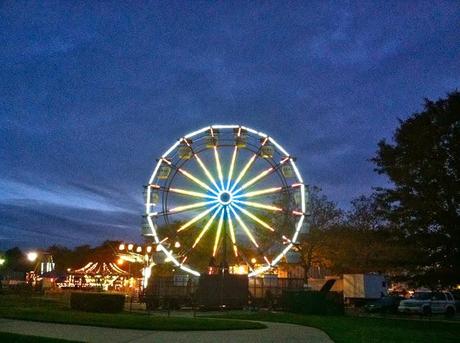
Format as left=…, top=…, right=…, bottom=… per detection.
left=1, top=1, right=459, bottom=248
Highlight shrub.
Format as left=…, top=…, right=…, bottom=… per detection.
left=281, top=290, right=344, bottom=315
left=70, top=292, right=125, bottom=313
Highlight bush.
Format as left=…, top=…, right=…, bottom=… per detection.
left=70, top=292, right=125, bottom=313
left=281, top=290, right=344, bottom=315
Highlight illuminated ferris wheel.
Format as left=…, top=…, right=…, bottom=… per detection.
left=144, top=125, right=307, bottom=277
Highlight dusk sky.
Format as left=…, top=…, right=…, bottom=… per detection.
left=1, top=1, right=459, bottom=249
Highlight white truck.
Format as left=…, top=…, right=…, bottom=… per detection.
left=343, top=274, right=387, bottom=303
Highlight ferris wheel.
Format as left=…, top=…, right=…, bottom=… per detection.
left=144, top=125, right=307, bottom=277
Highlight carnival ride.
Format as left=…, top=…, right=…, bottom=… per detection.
left=144, top=125, right=307, bottom=278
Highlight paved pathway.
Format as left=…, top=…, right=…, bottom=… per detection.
left=0, top=318, right=333, bottom=342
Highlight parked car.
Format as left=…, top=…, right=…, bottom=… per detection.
left=398, top=291, right=456, bottom=317
left=451, top=290, right=460, bottom=312
left=364, top=295, right=404, bottom=313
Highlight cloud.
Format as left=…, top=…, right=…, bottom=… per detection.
left=1, top=1, right=459, bottom=248
left=0, top=200, right=140, bottom=250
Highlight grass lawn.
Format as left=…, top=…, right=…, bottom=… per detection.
left=209, top=312, right=460, bottom=343
left=0, top=332, right=76, bottom=342
left=0, top=294, right=264, bottom=331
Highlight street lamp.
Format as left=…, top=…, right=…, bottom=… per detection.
left=0, top=257, right=5, bottom=266
left=27, top=251, right=38, bottom=262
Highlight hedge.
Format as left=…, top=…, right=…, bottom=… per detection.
left=281, top=290, right=344, bottom=315
left=70, top=292, right=125, bottom=313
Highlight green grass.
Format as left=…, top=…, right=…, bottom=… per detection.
left=0, top=332, right=76, bottom=342
left=208, top=312, right=460, bottom=343
left=0, top=295, right=264, bottom=331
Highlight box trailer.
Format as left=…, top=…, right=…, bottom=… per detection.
left=343, top=274, right=387, bottom=300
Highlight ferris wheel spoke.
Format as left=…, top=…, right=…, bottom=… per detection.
left=212, top=207, right=225, bottom=257
left=168, top=200, right=217, bottom=214
left=161, top=158, right=219, bottom=196
left=179, top=168, right=219, bottom=196
left=213, top=146, right=225, bottom=189
left=180, top=139, right=220, bottom=192
left=233, top=186, right=283, bottom=199
left=229, top=153, right=257, bottom=192
left=233, top=166, right=273, bottom=195
left=177, top=203, right=221, bottom=232
left=169, top=187, right=218, bottom=199
left=233, top=200, right=283, bottom=212
left=194, top=154, right=220, bottom=192
left=229, top=205, right=259, bottom=249
left=231, top=203, right=275, bottom=232
left=233, top=157, right=290, bottom=195
left=192, top=206, right=222, bottom=248
left=226, top=146, right=238, bottom=191
left=226, top=207, right=238, bottom=257
left=229, top=137, right=269, bottom=193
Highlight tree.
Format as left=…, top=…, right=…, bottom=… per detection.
left=295, top=186, right=343, bottom=284
left=3, top=247, right=28, bottom=272
left=372, top=91, right=460, bottom=286
left=326, top=195, right=414, bottom=275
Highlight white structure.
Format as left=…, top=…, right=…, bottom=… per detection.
left=343, top=273, right=387, bottom=299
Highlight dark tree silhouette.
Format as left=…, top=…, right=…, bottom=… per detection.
left=295, top=186, right=343, bottom=284
left=372, top=91, right=460, bottom=286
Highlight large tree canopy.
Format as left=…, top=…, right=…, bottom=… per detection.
left=372, top=91, right=460, bottom=286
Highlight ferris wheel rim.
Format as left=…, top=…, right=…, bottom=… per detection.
left=145, top=124, right=306, bottom=277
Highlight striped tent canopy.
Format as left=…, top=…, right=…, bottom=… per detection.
left=73, top=262, right=128, bottom=276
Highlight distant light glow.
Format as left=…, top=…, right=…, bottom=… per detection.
left=27, top=252, right=38, bottom=262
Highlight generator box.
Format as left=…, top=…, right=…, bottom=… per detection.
left=196, top=274, right=248, bottom=309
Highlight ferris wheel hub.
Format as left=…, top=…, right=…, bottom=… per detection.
left=218, top=191, right=233, bottom=206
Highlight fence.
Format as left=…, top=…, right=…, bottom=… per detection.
left=144, top=275, right=304, bottom=309
left=248, top=277, right=304, bottom=299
